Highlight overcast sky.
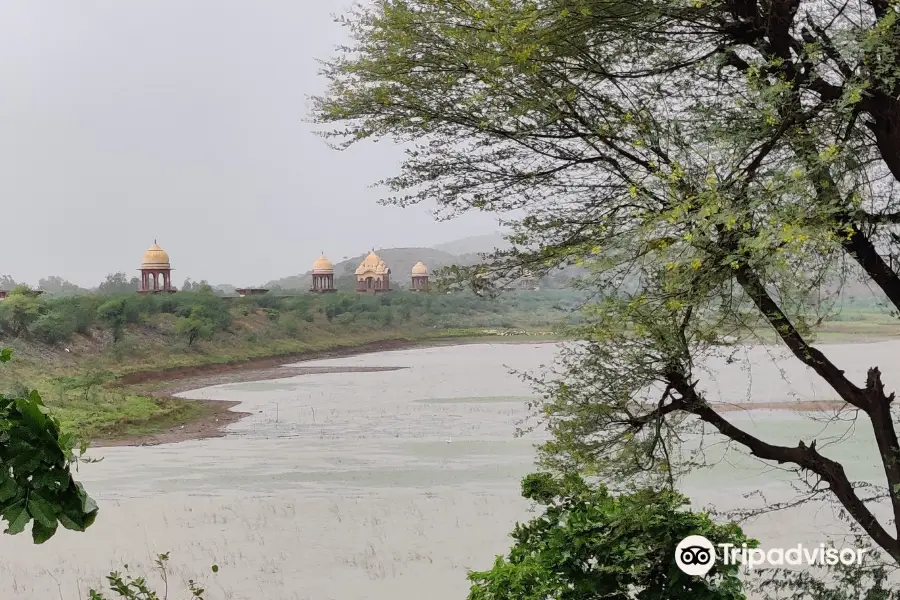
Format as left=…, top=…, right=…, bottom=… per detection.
left=0, top=1, right=499, bottom=287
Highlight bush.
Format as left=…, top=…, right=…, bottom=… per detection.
left=468, top=472, right=751, bottom=600
left=0, top=294, right=43, bottom=336
left=333, top=312, right=356, bottom=325
left=281, top=314, right=300, bottom=335
left=49, top=296, right=102, bottom=333
left=175, top=311, right=215, bottom=346
left=29, top=311, right=77, bottom=344
left=96, top=299, right=128, bottom=342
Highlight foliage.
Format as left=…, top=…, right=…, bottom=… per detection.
left=468, top=472, right=751, bottom=600
left=0, top=288, right=577, bottom=348
left=175, top=310, right=215, bottom=346
left=97, top=299, right=132, bottom=342
left=97, top=272, right=140, bottom=296
left=314, top=0, right=900, bottom=563
left=0, top=348, right=97, bottom=543
left=38, top=276, right=87, bottom=297
left=88, top=552, right=218, bottom=600
left=0, top=293, right=43, bottom=336
left=29, top=311, right=78, bottom=344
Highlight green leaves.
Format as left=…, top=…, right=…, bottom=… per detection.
left=469, top=472, right=753, bottom=600
left=88, top=552, right=219, bottom=599
left=0, top=348, right=98, bottom=543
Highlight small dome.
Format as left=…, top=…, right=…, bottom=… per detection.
left=312, top=254, right=334, bottom=273
left=141, top=242, right=171, bottom=269
left=411, top=261, right=428, bottom=276
left=355, top=250, right=384, bottom=275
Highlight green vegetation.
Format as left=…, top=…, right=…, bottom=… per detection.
left=0, top=286, right=580, bottom=441
left=88, top=553, right=216, bottom=600
left=468, top=472, right=751, bottom=600
left=0, top=349, right=98, bottom=544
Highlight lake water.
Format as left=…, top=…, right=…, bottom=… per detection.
left=0, top=341, right=896, bottom=599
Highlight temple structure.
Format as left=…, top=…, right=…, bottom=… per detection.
left=0, top=291, right=43, bottom=300
left=310, top=254, right=336, bottom=293
left=518, top=270, right=538, bottom=291
left=138, top=241, right=176, bottom=294
left=410, top=262, right=429, bottom=292
left=355, top=249, right=391, bottom=293
left=235, top=288, right=269, bottom=296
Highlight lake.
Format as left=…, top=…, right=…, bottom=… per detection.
left=0, top=341, right=895, bottom=598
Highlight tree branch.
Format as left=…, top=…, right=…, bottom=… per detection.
left=667, top=371, right=900, bottom=560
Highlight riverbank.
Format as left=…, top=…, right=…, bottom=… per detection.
left=0, top=287, right=573, bottom=443
left=2, top=285, right=893, bottom=447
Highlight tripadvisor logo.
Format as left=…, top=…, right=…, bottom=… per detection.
left=675, top=535, right=869, bottom=575
left=675, top=535, right=716, bottom=576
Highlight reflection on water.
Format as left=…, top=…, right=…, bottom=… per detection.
left=0, top=341, right=895, bottom=599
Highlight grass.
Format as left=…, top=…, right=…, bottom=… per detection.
left=50, top=393, right=215, bottom=440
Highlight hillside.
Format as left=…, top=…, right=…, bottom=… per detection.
left=433, top=232, right=510, bottom=255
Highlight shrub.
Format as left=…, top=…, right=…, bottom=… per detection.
left=29, top=311, right=77, bottom=344
left=0, top=294, right=44, bottom=336
left=96, top=299, right=128, bottom=342
left=50, top=296, right=102, bottom=333
left=175, top=310, right=215, bottom=346
left=468, top=472, right=751, bottom=600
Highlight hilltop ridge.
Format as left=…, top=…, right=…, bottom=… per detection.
left=264, top=234, right=508, bottom=290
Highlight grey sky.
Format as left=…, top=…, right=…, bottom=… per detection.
left=0, top=1, right=499, bottom=288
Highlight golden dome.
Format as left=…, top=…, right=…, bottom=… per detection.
left=312, top=254, right=334, bottom=273
left=141, top=241, right=171, bottom=269
left=411, top=261, right=428, bottom=276
left=355, top=250, right=384, bottom=275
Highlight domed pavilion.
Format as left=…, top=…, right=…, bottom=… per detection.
left=355, top=249, right=391, bottom=293
left=138, top=241, right=176, bottom=293
left=410, top=261, right=429, bottom=291
left=310, top=253, right=337, bottom=293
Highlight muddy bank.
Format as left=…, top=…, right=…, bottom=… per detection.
left=116, top=337, right=433, bottom=386
left=94, top=399, right=248, bottom=448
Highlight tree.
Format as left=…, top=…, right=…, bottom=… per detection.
left=175, top=309, right=215, bottom=346
left=29, top=311, right=76, bottom=344
left=468, top=472, right=750, bottom=600
left=315, top=0, right=900, bottom=561
left=38, top=276, right=86, bottom=297
left=0, top=348, right=98, bottom=543
left=97, top=272, right=138, bottom=295
left=0, top=293, right=43, bottom=336
left=0, top=274, right=17, bottom=290
left=96, top=299, right=128, bottom=342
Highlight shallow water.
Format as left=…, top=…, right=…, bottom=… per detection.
left=0, top=341, right=897, bottom=598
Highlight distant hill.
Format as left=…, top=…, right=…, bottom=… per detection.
left=433, top=232, right=510, bottom=256
left=265, top=247, right=476, bottom=290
